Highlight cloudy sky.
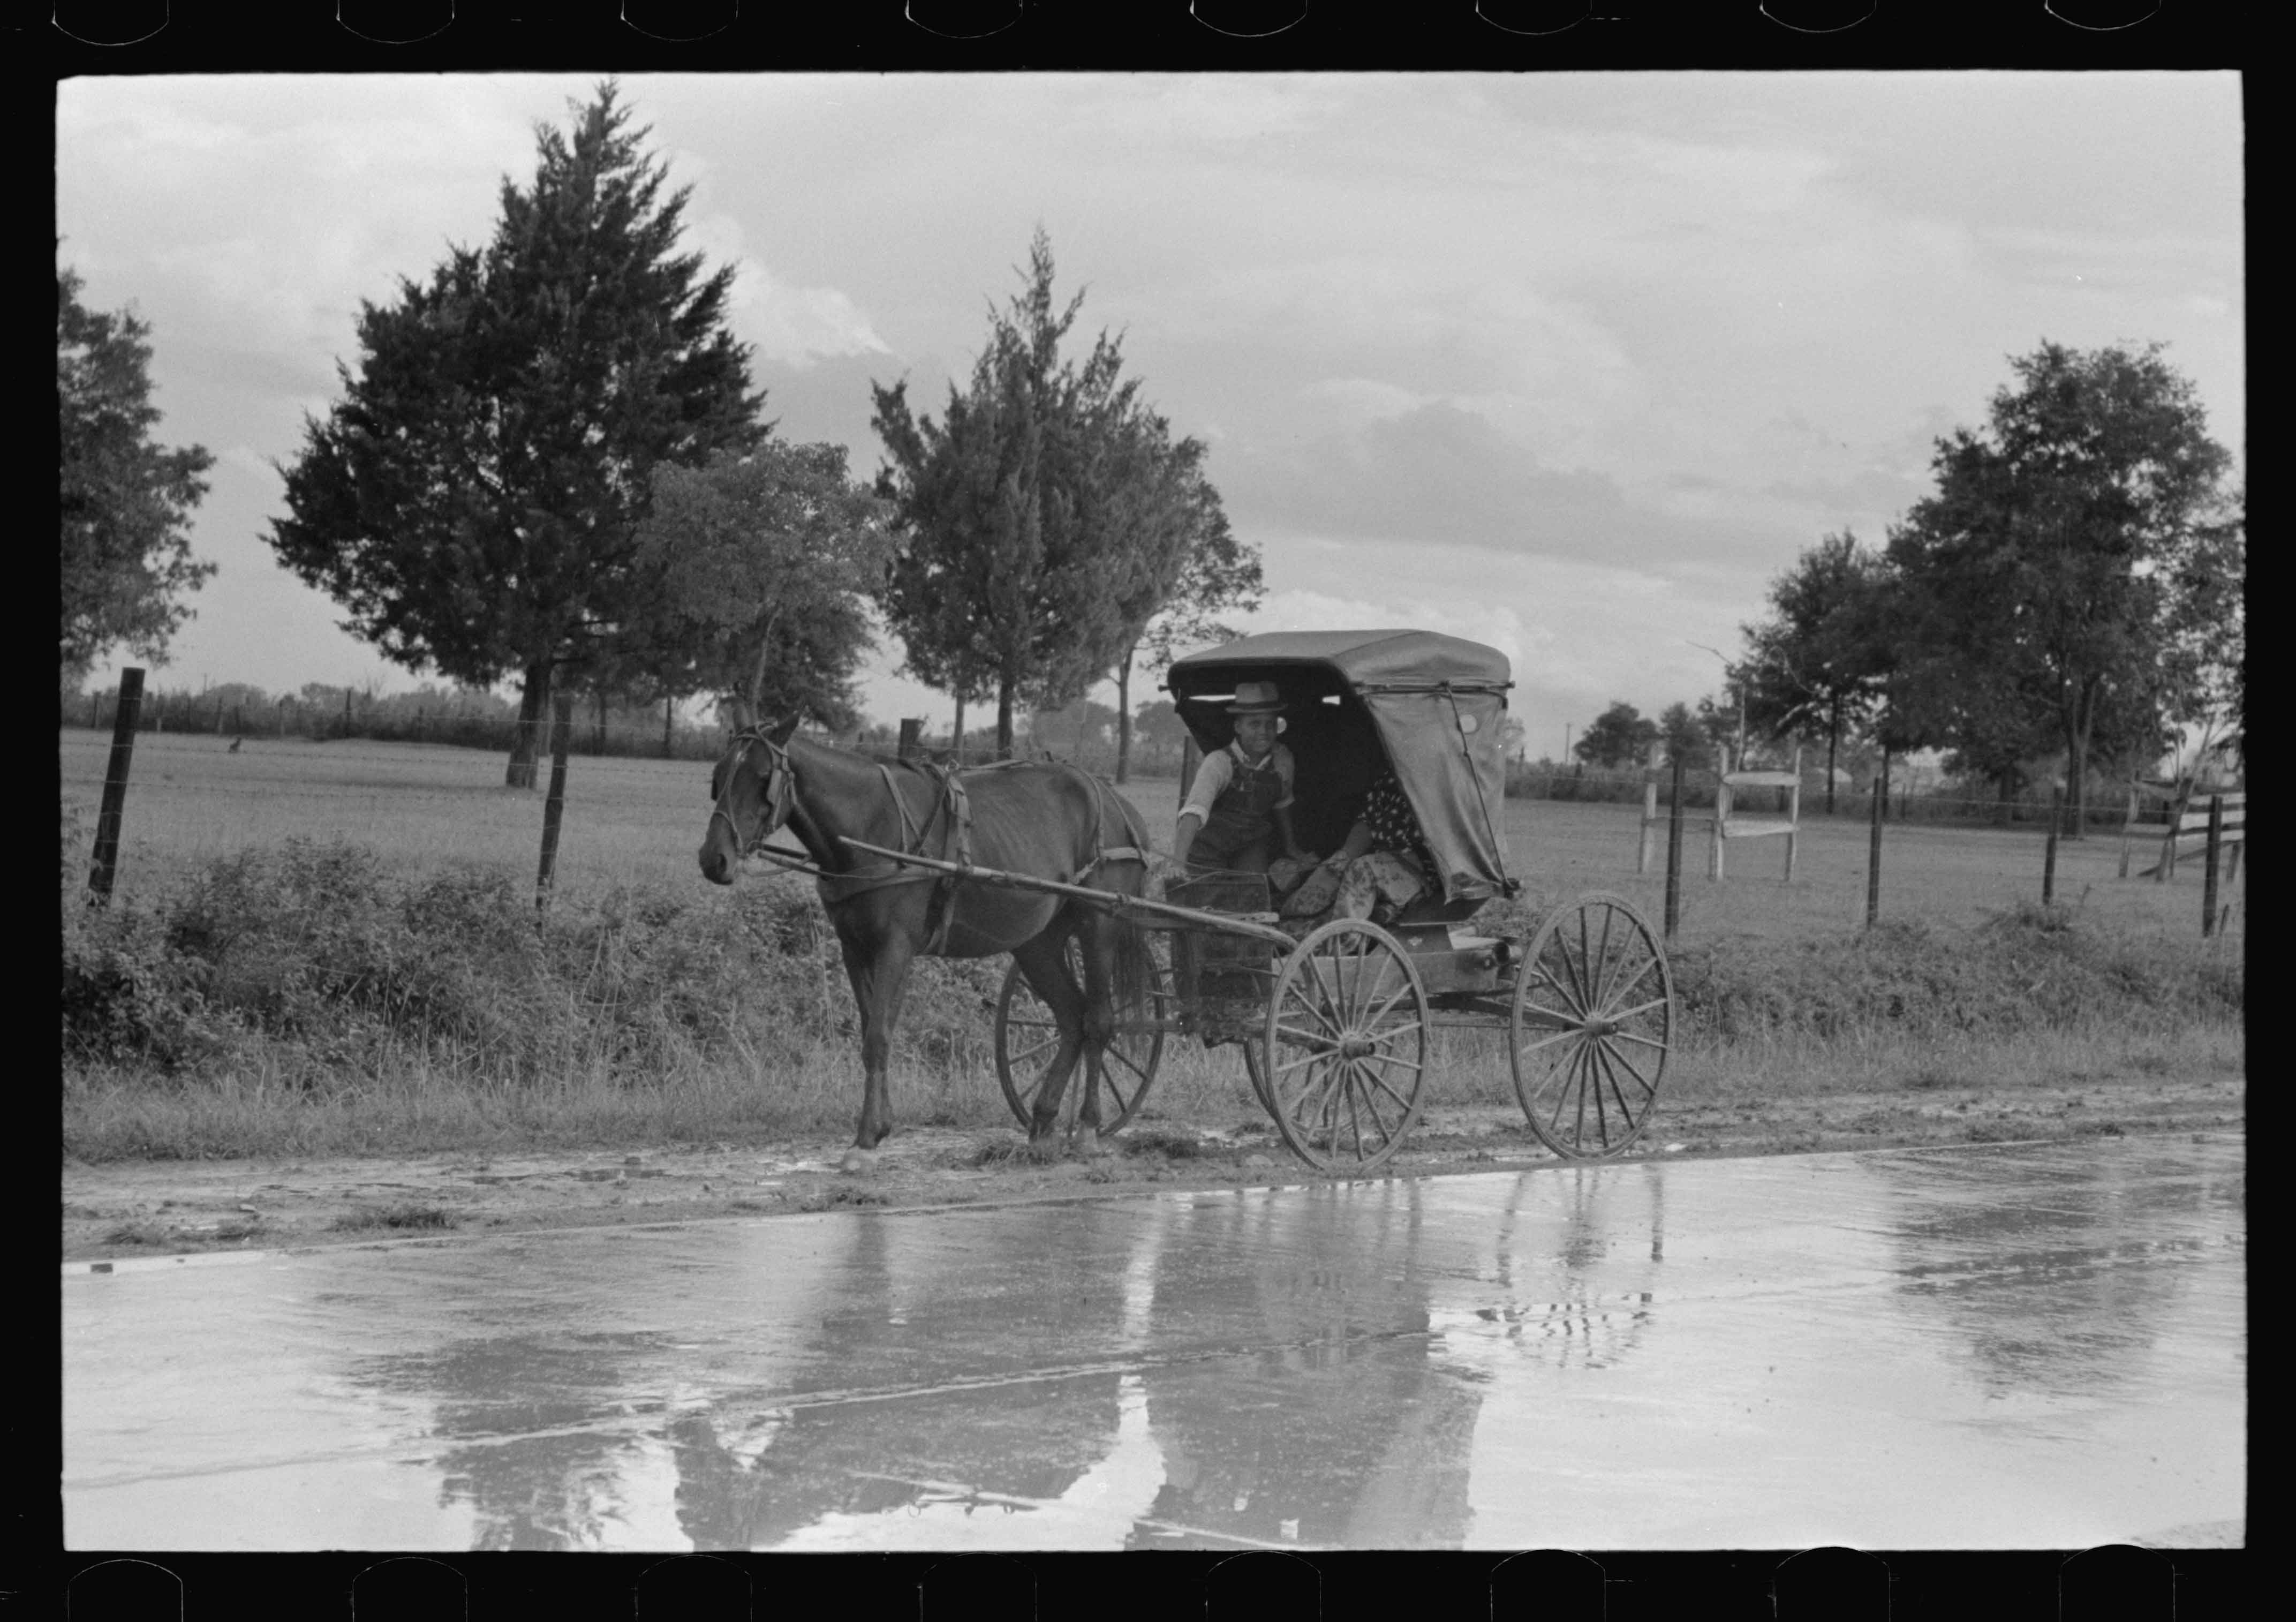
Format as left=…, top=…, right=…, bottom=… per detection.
left=57, top=72, right=2242, bottom=756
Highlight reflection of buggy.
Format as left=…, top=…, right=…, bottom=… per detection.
left=877, top=631, right=1674, bottom=1175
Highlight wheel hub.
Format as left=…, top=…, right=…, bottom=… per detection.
left=1339, top=1032, right=1377, bottom=1060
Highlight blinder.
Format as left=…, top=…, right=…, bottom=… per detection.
left=709, top=728, right=796, bottom=860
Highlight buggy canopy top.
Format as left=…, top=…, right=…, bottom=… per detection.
left=1167, top=630, right=1515, bottom=908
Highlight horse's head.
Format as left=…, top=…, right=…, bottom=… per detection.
left=700, top=712, right=802, bottom=886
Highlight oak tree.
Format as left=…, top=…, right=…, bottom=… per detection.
left=1884, top=342, right=2235, bottom=833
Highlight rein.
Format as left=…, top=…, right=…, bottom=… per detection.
left=713, top=733, right=1152, bottom=922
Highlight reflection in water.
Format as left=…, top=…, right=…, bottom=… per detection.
left=70, top=1140, right=2238, bottom=1550
left=1130, top=1182, right=1486, bottom=1549
left=1871, top=1143, right=2242, bottom=1402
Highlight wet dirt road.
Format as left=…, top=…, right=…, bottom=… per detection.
left=63, top=1134, right=2244, bottom=1552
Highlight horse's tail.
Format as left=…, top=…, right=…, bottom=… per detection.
left=1089, top=778, right=1157, bottom=1023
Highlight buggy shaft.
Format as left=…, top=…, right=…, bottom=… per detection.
left=834, top=836, right=1300, bottom=949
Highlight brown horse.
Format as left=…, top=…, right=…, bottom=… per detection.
left=699, top=715, right=1155, bottom=1166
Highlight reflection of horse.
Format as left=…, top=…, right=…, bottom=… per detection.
left=699, top=713, right=1153, bottom=1159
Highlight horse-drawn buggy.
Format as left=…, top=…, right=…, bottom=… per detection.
left=701, top=629, right=1674, bottom=1175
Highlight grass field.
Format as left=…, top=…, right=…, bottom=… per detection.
left=60, top=726, right=2242, bottom=946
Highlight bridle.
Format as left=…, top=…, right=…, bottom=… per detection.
left=708, top=727, right=796, bottom=862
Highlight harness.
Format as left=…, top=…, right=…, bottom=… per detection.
left=711, top=731, right=1148, bottom=951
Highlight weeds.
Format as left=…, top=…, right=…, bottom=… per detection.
left=328, top=1203, right=460, bottom=1233
left=62, top=832, right=2243, bottom=1163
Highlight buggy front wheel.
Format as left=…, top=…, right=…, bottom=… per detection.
left=1509, top=892, right=1673, bottom=1158
left=994, top=939, right=1169, bottom=1135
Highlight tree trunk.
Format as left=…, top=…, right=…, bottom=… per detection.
left=953, top=695, right=966, bottom=763
left=507, top=661, right=551, bottom=789
left=662, top=694, right=674, bottom=759
left=593, top=686, right=608, bottom=753
left=1114, top=645, right=1135, bottom=783
left=2065, top=683, right=2099, bottom=841
left=1997, top=768, right=2015, bottom=826
left=995, top=676, right=1016, bottom=762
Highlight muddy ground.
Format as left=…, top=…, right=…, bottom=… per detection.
left=62, top=1073, right=2242, bottom=1264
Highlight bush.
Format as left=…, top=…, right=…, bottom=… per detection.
left=1665, top=906, right=2241, bottom=1044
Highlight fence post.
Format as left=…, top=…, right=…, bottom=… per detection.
left=2201, top=794, right=2223, bottom=938
left=88, top=669, right=146, bottom=904
left=1708, top=746, right=1731, bottom=882
left=535, top=691, right=576, bottom=912
left=2043, top=787, right=2061, bottom=906
left=1864, top=749, right=1889, bottom=929
left=1663, top=751, right=1686, bottom=942
left=898, top=718, right=924, bottom=761
left=1637, top=741, right=1660, bottom=874
left=1784, top=746, right=1802, bottom=882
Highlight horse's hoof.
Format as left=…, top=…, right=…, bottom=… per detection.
left=838, top=1149, right=879, bottom=1175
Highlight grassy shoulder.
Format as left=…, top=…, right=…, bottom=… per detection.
left=63, top=836, right=2242, bottom=1195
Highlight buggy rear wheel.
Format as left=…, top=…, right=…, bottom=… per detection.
left=1510, top=892, right=1673, bottom=1158
left=994, top=937, right=1169, bottom=1135
left=1259, top=919, right=1429, bottom=1174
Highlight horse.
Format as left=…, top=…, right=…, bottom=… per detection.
left=699, top=713, right=1157, bottom=1168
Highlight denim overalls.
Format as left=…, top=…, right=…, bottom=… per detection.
left=1187, top=749, right=1287, bottom=876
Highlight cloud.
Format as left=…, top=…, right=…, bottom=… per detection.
left=689, top=213, right=891, bottom=368
left=1221, top=396, right=1788, bottom=572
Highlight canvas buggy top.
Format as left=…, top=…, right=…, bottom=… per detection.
left=1165, top=629, right=1516, bottom=919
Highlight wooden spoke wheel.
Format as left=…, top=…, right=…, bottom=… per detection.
left=994, top=937, right=1170, bottom=1135
left=1242, top=1038, right=1273, bottom=1114
left=1510, top=892, right=1674, bottom=1158
left=1259, top=919, right=1429, bottom=1174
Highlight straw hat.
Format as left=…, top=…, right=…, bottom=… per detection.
left=1223, top=681, right=1287, bottom=716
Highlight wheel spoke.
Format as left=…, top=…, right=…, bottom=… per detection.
left=1590, top=903, right=1618, bottom=1009
left=1548, top=941, right=1593, bottom=1018
left=1593, top=952, right=1661, bottom=1015
left=1293, top=976, right=1346, bottom=1039
left=1598, top=1036, right=1659, bottom=1098
left=1358, top=1065, right=1419, bottom=1115
left=1342, top=1066, right=1370, bottom=1158
left=1515, top=1026, right=1584, bottom=1059
left=1603, top=993, right=1672, bottom=1025
left=1592, top=1040, right=1639, bottom=1132
left=1361, top=974, right=1414, bottom=1032
left=1546, top=1039, right=1584, bottom=1134
left=1273, top=1022, right=1342, bottom=1053
left=1607, top=1030, right=1670, bottom=1052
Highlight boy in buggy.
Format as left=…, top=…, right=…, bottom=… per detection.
left=1168, top=682, right=1314, bottom=881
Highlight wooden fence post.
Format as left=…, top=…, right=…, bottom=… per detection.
left=1709, top=746, right=1732, bottom=881
left=1664, top=751, right=1686, bottom=942
left=1637, top=741, right=1661, bottom=874
left=535, top=691, right=577, bottom=912
left=88, top=669, right=146, bottom=904
left=2201, top=794, right=2223, bottom=938
left=2043, top=787, right=2061, bottom=906
left=1864, top=749, right=1889, bottom=929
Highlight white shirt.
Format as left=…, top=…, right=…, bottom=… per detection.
left=1177, top=741, right=1296, bottom=826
